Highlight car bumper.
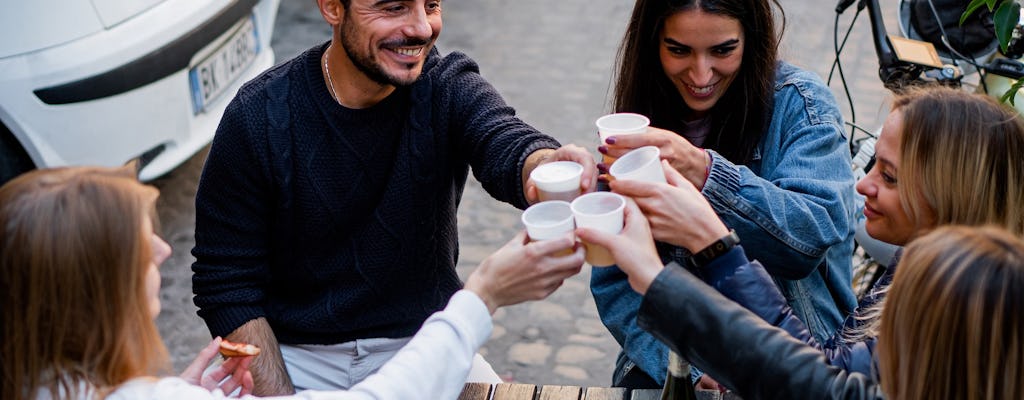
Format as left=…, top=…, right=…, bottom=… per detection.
left=0, top=0, right=280, bottom=180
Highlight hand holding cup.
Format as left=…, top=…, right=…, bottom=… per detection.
left=575, top=198, right=663, bottom=295
left=531, top=162, right=584, bottom=202
left=595, top=113, right=649, bottom=164
left=570, top=192, right=626, bottom=267
left=608, top=146, right=667, bottom=184
left=609, top=160, right=729, bottom=252
left=522, top=201, right=576, bottom=257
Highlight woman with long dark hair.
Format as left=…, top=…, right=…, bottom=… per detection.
left=582, top=85, right=1024, bottom=396
left=591, top=0, right=858, bottom=388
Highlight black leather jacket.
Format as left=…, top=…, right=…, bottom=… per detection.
left=638, top=262, right=887, bottom=399
left=696, top=246, right=893, bottom=376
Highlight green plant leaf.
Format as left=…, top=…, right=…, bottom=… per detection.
left=999, top=79, right=1024, bottom=105
left=994, top=1, right=1021, bottom=53
left=961, top=0, right=996, bottom=26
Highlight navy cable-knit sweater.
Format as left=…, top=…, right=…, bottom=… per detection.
left=191, top=42, right=560, bottom=344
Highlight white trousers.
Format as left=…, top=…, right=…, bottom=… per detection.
left=280, top=337, right=502, bottom=391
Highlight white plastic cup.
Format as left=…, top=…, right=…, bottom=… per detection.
left=596, top=113, right=650, bottom=163
left=608, top=146, right=667, bottom=184
left=570, top=192, right=626, bottom=267
left=522, top=201, right=575, bottom=241
left=522, top=201, right=576, bottom=256
left=530, top=161, right=584, bottom=202
left=596, top=113, right=650, bottom=141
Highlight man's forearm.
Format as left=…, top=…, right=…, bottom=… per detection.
left=226, top=317, right=295, bottom=396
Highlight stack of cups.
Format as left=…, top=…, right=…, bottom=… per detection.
left=570, top=192, right=626, bottom=267
left=608, top=146, right=667, bottom=184
left=596, top=113, right=650, bottom=164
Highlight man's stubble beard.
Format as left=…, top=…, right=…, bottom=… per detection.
left=340, top=18, right=428, bottom=87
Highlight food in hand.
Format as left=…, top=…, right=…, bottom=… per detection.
left=218, top=340, right=261, bottom=357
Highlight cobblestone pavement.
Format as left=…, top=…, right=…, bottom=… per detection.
left=153, top=0, right=895, bottom=390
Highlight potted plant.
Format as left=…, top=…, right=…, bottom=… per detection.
left=964, top=0, right=1024, bottom=102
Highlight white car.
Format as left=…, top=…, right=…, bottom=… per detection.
left=0, top=0, right=280, bottom=183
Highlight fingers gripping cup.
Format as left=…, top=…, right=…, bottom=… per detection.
left=608, top=146, right=667, bottom=184
left=595, top=113, right=650, bottom=163
left=570, top=192, right=626, bottom=267
left=522, top=201, right=576, bottom=256
left=530, top=161, right=584, bottom=202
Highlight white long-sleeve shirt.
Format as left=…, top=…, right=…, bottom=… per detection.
left=46, top=290, right=491, bottom=400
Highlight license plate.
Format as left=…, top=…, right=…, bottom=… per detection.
left=189, top=15, right=260, bottom=114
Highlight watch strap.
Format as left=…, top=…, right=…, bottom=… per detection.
left=691, top=229, right=740, bottom=268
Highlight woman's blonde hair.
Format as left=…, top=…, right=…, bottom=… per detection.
left=878, top=225, right=1024, bottom=400
left=0, top=166, right=168, bottom=400
left=893, top=86, right=1024, bottom=238
left=846, top=86, right=1024, bottom=342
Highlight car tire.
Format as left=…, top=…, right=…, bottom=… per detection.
left=0, top=124, right=35, bottom=186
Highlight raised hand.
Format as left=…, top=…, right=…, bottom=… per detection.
left=598, top=127, right=709, bottom=188
left=610, top=160, right=729, bottom=252
left=524, top=145, right=599, bottom=203
left=464, top=231, right=585, bottom=314
left=575, top=199, right=663, bottom=295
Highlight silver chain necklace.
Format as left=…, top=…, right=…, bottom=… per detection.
left=322, top=46, right=340, bottom=104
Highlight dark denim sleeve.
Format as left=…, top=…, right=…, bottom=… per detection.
left=702, top=65, right=856, bottom=280
left=701, top=246, right=877, bottom=376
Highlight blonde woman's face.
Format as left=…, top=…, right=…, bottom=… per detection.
left=856, top=110, right=920, bottom=246
left=142, top=216, right=171, bottom=319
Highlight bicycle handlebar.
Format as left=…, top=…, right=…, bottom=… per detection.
left=863, top=0, right=900, bottom=73
left=848, top=0, right=964, bottom=89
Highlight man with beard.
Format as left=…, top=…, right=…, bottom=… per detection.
left=191, top=0, right=596, bottom=395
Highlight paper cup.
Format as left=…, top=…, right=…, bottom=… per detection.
left=596, top=113, right=650, bottom=143
left=608, top=146, right=667, bottom=184
left=596, top=113, right=649, bottom=164
left=570, top=192, right=626, bottom=267
left=522, top=201, right=576, bottom=257
left=522, top=201, right=575, bottom=241
left=530, top=161, right=584, bottom=202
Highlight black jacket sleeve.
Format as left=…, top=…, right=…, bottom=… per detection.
left=700, top=247, right=877, bottom=375
left=637, top=263, right=886, bottom=400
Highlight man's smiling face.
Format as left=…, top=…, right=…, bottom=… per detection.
left=340, top=0, right=443, bottom=86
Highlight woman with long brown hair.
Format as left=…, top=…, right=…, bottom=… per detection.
left=0, top=165, right=253, bottom=400
left=878, top=226, right=1024, bottom=400
left=592, top=0, right=858, bottom=388
left=0, top=165, right=584, bottom=399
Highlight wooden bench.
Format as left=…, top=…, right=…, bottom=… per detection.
left=458, top=382, right=742, bottom=400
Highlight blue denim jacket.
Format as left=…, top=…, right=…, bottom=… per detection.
left=590, top=62, right=859, bottom=385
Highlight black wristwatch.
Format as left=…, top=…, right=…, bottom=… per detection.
left=690, top=229, right=740, bottom=268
